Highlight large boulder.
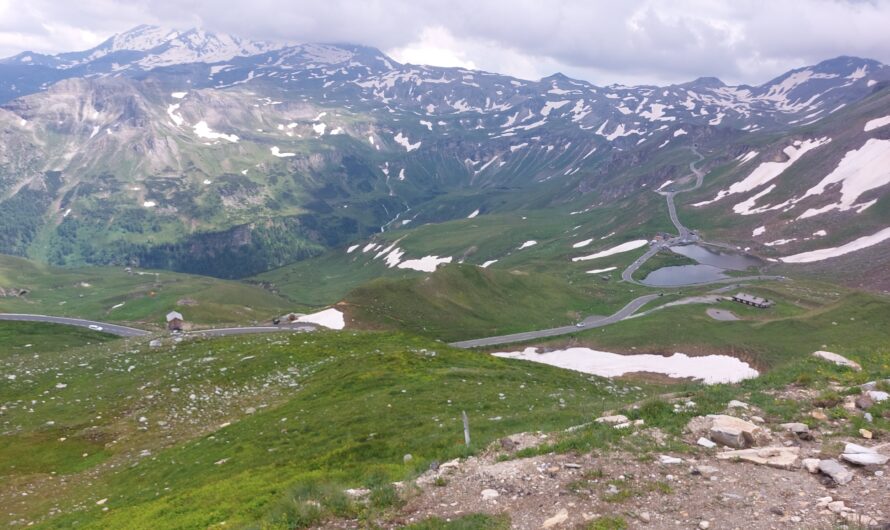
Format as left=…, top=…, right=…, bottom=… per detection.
left=812, top=351, right=861, bottom=371
left=841, top=443, right=889, bottom=466
left=716, top=446, right=799, bottom=470
left=690, top=415, right=768, bottom=448
left=818, top=459, right=854, bottom=485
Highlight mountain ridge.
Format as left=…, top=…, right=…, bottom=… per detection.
left=0, top=25, right=889, bottom=283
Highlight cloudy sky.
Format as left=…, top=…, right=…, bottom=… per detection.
left=1, top=0, right=889, bottom=85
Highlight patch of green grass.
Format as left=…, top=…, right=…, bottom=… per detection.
left=585, top=515, right=628, bottom=530
left=345, top=263, right=642, bottom=342
left=0, top=254, right=293, bottom=326
left=0, top=321, right=116, bottom=357
left=1, top=330, right=649, bottom=529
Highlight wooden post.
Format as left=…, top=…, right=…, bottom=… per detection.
left=462, top=411, right=470, bottom=447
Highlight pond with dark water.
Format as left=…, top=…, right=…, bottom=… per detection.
left=641, top=244, right=762, bottom=286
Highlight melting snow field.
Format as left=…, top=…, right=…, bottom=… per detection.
left=397, top=255, right=453, bottom=272
left=270, top=146, right=296, bottom=157
left=795, top=139, right=890, bottom=219
left=572, top=238, right=593, bottom=248
left=296, top=308, right=345, bottom=330
left=586, top=266, right=617, bottom=274
left=572, top=240, right=648, bottom=261
left=193, top=121, right=239, bottom=143
left=394, top=132, right=421, bottom=152
left=780, top=226, right=890, bottom=263
left=492, top=347, right=759, bottom=384
left=864, top=115, right=890, bottom=132
left=693, top=138, right=830, bottom=206
left=518, top=240, right=537, bottom=250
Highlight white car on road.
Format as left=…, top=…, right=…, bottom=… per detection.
left=88, top=324, right=103, bottom=331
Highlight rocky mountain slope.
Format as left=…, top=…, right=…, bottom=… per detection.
left=1, top=25, right=889, bottom=280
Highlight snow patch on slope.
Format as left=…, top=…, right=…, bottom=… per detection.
left=296, top=308, right=345, bottom=330
left=492, top=347, right=758, bottom=384
left=572, top=240, right=648, bottom=262
left=694, top=138, right=830, bottom=206
left=780, top=226, right=890, bottom=263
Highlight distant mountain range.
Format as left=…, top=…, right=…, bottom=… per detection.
left=1, top=25, right=888, bottom=281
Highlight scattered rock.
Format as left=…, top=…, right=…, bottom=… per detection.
left=345, top=488, right=370, bottom=498
left=403, top=454, right=413, bottom=463
left=841, top=445, right=888, bottom=466
left=595, top=414, right=629, bottom=425
left=780, top=422, right=812, bottom=440
left=818, top=459, right=854, bottom=485
left=704, top=415, right=768, bottom=449
left=716, top=446, right=799, bottom=469
left=710, top=426, right=748, bottom=449
left=638, top=511, right=651, bottom=523
left=812, top=351, right=861, bottom=371
left=802, top=458, right=821, bottom=473
left=659, top=455, right=683, bottom=464
left=543, top=508, right=568, bottom=528
left=698, top=521, right=710, bottom=529
left=867, top=390, right=889, bottom=402
left=856, top=394, right=875, bottom=410
left=841, top=512, right=879, bottom=526
left=480, top=488, right=499, bottom=501
left=499, top=437, right=517, bottom=451
left=149, top=339, right=162, bottom=348
left=827, top=500, right=848, bottom=513
left=697, top=437, right=717, bottom=449
left=727, top=400, right=749, bottom=410
left=810, top=410, right=828, bottom=421
left=859, top=428, right=873, bottom=439
left=692, top=465, right=719, bottom=477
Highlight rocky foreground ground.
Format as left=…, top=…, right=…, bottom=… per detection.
left=327, top=379, right=889, bottom=529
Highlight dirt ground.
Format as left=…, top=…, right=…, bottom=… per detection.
left=385, top=434, right=888, bottom=529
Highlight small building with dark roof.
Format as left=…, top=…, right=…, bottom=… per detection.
left=166, top=310, right=184, bottom=331
left=730, top=293, right=774, bottom=309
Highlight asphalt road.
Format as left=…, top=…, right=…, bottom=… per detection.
left=186, top=325, right=316, bottom=337
left=0, top=314, right=318, bottom=338
left=449, top=294, right=660, bottom=349
left=0, top=313, right=150, bottom=337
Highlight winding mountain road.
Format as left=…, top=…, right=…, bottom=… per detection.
left=0, top=314, right=150, bottom=337
left=0, top=313, right=317, bottom=339
left=449, top=294, right=661, bottom=349
left=622, top=143, right=776, bottom=289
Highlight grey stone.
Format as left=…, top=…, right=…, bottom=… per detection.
left=818, top=459, right=854, bottom=485
left=697, top=437, right=717, bottom=448
left=867, top=390, right=889, bottom=402
left=842, top=452, right=889, bottom=466
left=802, top=458, right=821, bottom=473
left=855, top=394, right=875, bottom=410
left=710, top=426, right=748, bottom=449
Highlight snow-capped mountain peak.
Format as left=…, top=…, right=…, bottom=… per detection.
left=80, top=24, right=289, bottom=70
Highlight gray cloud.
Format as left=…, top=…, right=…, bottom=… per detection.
left=1, top=0, right=890, bottom=85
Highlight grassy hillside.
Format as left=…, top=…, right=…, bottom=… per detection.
left=257, top=197, right=672, bottom=309
left=0, top=321, right=117, bottom=357
left=0, top=254, right=294, bottom=327
left=1, top=330, right=649, bottom=529
left=533, top=280, right=890, bottom=370
left=344, top=264, right=640, bottom=341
